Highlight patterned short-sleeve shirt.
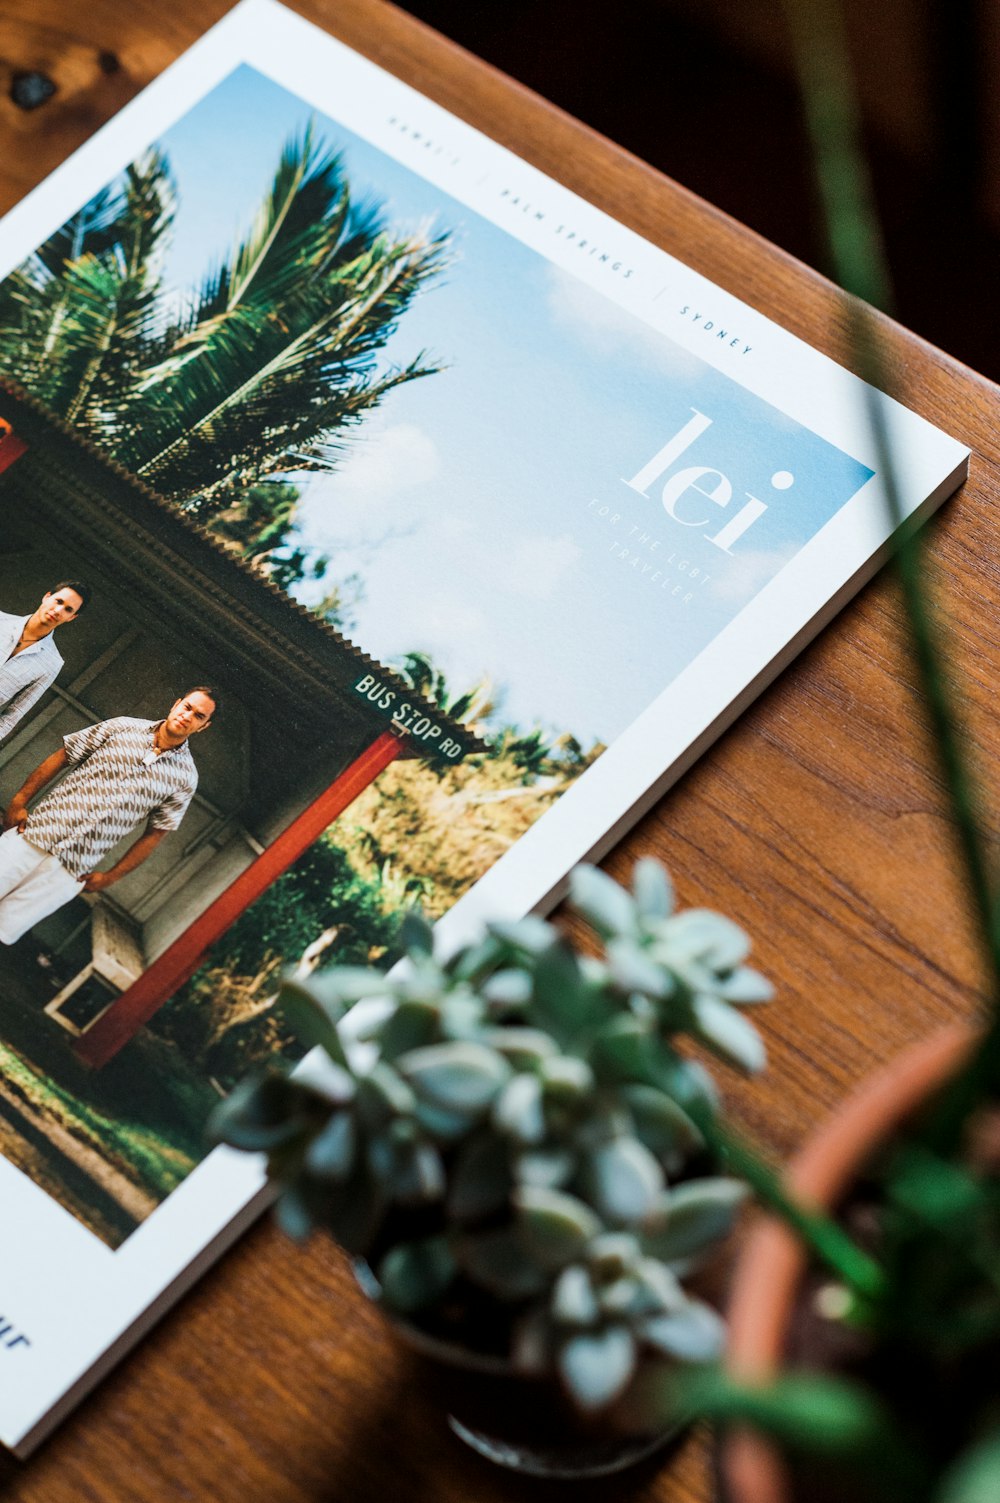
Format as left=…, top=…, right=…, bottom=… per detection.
left=26, top=717, right=199, bottom=878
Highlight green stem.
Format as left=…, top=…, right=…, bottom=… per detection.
left=859, top=345, right=1000, bottom=1148
left=782, top=0, right=891, bottom=312
left=784, top=0, right=1000, bottom=1145
left=686, top=1100, right=885, bottom=1301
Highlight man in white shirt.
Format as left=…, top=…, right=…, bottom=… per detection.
left=0, top=687, right=216, bottom=945
left=0, top=581, right=90, bottom=743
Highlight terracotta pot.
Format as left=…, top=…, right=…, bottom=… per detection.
left=721, top=1024, right=974, bottom=1503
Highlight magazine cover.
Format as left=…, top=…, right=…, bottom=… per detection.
left=0, top=0, right=968, bottom=1454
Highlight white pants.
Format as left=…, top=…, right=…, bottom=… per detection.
left=0, top=828, right=84, bottom=945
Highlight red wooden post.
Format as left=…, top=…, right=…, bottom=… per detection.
left=0, top=421, right=28, bottom=474
left=75, top=728, right=403, bottom=1068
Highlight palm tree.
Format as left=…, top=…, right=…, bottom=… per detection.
left=0, top=154, right=176, bottom=424
left=0, top=125, right=450, bottom=522
left=392, top=650, right=603, bottom=780
left=393, top=650, right=497, bottom=728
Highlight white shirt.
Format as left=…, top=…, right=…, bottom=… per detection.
left=0, top=609, right=64, bottom=743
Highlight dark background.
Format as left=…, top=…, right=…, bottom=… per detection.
left=397, top=0, right=1000, bottom=382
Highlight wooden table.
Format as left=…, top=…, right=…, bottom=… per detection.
left=1, top=2, right=998, bottom=1498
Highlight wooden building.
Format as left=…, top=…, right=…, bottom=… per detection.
left=0, top=380, right=485, bottom=1065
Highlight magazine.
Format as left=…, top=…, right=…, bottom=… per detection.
left=0, top=0, right=968, bottom=1456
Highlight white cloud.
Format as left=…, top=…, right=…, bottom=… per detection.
left=414, top=596, right=489, bottom=642
left=435, top=512, right=476, bottom=542
left=708, top=543, right=799, bottom=604
left=504, top=532, right=582, bottom=600
left=544, top=266, right=703, bottom=382
left=329, top=420, right=440, bottom=497
left=298, top=421, right=441, bottom=545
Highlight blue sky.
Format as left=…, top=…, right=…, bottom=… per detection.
left=136, top=66, right=873, bottom=744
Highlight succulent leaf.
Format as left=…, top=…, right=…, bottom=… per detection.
left=493, top=1072, right=546, bottom=1144
left=633, top=857, right=674, bottom=921
left=558, top=1326, right=637, bottom=1412
left=396, top=967, right=446, bottom=1008
left=642, top=1178, right=748, bottom=1264
left=588, top=1231, right=641, bottom=1277
left=447, top=933, right=507, bottom=983
left=275, top=977, right=348, bottom=1063
left=628, top=1256, right=686, bottom=1314
left=209, top=1074, right=305, bottom=1153
left=664, top=909, right=750, bottom=970
left=377, top=1236, right=456, bottom=1314
left=399, top=1041, right=510, bottom=1113
left=590, top=1014, right=657, bottom=1084
left=584, top=1136, right=665, bottom=1225
left=482, top=1026, right=560, bottom=1068
left=539, top=1054, right=594, bottom=1100
left=292, top=1052, right=356, bottom=1106
left=305, top=966, right=395, bottom=1009
left=488, top=915, right=558, bottom=955
left=377, top=999, right=442, bottom=1060
left=328, top=1172, right=385, bottom=1254
left=413, top=1099, right=474, bottom=1143
left=641, top=1300, right=726, bottom=1361
left=622, top=1083, right=704, bottom=1162
left=482, top=968, right=534, bottom=1008
left=716, top=965, right=774, bottom=1004
left=552, top=1264, right=600, bottom=1326
left=439, top=991, right=486, bottom=1040
left=515, top=1146, right=576, bottom=1191
left=304, top=1111, right=357, bottom=1181
left=391, top=1142, right=446, bottom=1203
left=658, top=1054, right=720, bottom=1114
left=514, top=1185, right=603, bottom=1268
left=530, top=939, right=593, bottom=1034
left=569, top=864, right=639, bottom=939
left=607, top=937, right=672, bottom=999
left=598, top=1276, right=642, bottom=1318
left=457, top=1226, right=549, bottom=1299
left=691, top=995, right=766, bottom=1073
left=400, top=909, right=435, bottom=957
left=274, top=1184, right=315, bottom=1241
left=447, top=1131, right=513, bottom=1222
left=356, top=1062, right=417, bottom=1128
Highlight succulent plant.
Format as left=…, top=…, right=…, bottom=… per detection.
left=211, top=858, right=770, bottom=1418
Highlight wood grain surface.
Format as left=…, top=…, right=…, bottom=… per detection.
left=1, top=2, right=998, bottom=1499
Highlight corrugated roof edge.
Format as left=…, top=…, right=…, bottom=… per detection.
left=0, top=374, right=491, bottom=758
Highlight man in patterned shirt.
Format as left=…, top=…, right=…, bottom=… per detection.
left=0, top=581, right=90, bottom=743
left=0, top=687, right=216, bottom=945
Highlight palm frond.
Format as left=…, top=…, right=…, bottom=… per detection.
left=0, top=151, right=175, bottom=424
left=122, top=220, right=450, bottom=503
left=0, top=124, right=451, bottom=514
